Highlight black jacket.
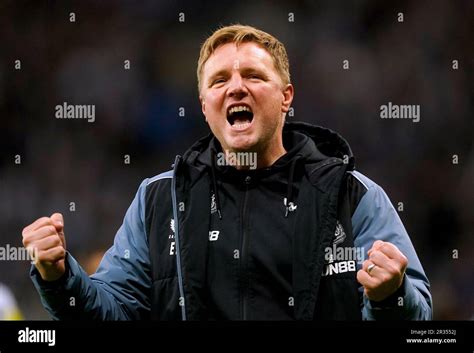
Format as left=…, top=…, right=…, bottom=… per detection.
left=147, top=121, right=362, bottom=320
left=31, top=121, right=433, bottom=321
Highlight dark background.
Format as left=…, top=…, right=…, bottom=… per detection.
left=0, top=0, right=472, bottom=319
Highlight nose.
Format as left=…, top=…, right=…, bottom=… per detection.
left=227, top=74, right=248, bottom=99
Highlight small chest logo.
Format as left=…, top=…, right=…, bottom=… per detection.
left=209, top=230, right=220, bottom=241
left=210, top=193, right=217, bottom=214
left=334, top=221, right=346, bottom=245
left=169, top=219, right=176, bottom=256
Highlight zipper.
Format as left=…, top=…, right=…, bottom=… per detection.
left=171, top=155, right=187, bottom=321
left=240, top=175, right=251, bottom=320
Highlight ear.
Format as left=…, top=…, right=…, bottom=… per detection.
left=199, top=95, right=207, bottom=121
left=281, top=84, right=294, bottom=113
left=199, top=95, right=205, bottom=113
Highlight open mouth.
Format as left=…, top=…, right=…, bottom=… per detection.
left=227, top=104, right=254, bottom=129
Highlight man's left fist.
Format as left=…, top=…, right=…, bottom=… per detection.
left=357, top=240, right=408, bottom=302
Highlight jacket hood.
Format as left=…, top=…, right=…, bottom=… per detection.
left=182, top=121, right=353, bottom=170
left=177, top=121, right=354, bottom=220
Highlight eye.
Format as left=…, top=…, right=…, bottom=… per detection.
left=212, top=78, right=226, bottom=85
left=247, top=72, right=266, bottom=81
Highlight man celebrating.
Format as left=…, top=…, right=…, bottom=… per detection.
left=23, top=25, right=432, bottom=320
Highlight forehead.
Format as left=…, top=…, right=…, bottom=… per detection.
left=203, top=42, right=275, bottom=74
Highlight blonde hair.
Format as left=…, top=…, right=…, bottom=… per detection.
left=197, top=24, right=290, bottom=91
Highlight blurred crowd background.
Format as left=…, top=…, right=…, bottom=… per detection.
left=0, top=0, right=472, bottom=319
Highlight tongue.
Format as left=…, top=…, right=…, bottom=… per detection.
left=233, top=117, right=251, bottom=125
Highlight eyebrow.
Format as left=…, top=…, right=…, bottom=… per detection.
left=207, top=69, right=229, bottom=84
left=207, top=67, right=267, bottom=85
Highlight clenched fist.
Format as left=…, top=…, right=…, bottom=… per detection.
left=357, top=240, right=408, bottom=302
left=22, top=213, right=67, bottom=282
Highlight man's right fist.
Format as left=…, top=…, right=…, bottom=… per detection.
left=22, top=213, right=67, bottom=282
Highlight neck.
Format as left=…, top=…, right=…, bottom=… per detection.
left=256, top=144, right=287, bottom=169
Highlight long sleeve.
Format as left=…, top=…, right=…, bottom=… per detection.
left=30, top=179, right=152, bottom=320
left=350, top=171, right=433, bottom=320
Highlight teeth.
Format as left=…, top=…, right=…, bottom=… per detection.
left=232, top=121, right=251, bottom=130
left=228, top=105, right=251, bottom=115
